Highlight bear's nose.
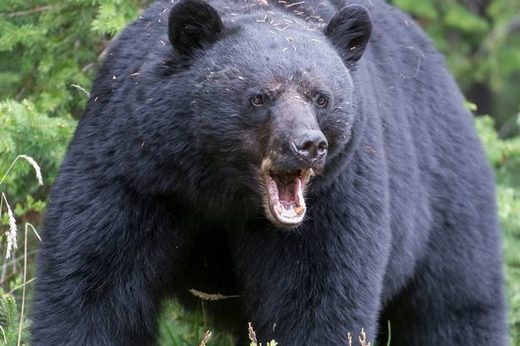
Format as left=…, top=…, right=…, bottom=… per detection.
left=292, top=130, right=328, bottom=163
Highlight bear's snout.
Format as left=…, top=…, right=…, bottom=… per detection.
left=291, top=130, right=328, bottom=165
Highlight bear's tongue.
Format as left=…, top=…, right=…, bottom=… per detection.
left=267, top=171, right=306, bottom=225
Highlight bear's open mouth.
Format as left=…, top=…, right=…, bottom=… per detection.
left=264, top=169, right=311, bottom=227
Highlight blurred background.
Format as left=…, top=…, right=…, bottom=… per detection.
left=0, top=0, right=519, bottom=345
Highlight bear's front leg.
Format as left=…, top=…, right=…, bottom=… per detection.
left=31, top=185, right=180, bottom=346
left=231, top=176, right=391, bottom=345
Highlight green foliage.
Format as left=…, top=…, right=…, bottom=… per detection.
left=477, top=115, right=520, bottom=184
left=0, top=100, right=75, bottom=202
left=0, top=0, right=150, bottom=117
left=158, top=302, right=235, bottom=346
left=476, top=116, right=520, bottom=344
left=393, top=0, right=520, bottom=129
left=0, top=291, right=30, bottom=345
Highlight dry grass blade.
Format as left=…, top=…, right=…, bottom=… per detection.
left=5, top=277, right=36, bottom=295
left=25, top=222, right=42, bottom=242
left=70, top=83, right=91, bottom=98
left=248, top=322, right=258, bottom=345
left=358, top=328, right=371, bottom=346
left=189, top=289, right=240, bottom=301
left=198, top=330, right=212, bottom=346
left=0, top=155, right=43, bottom=186
left=1, top=193, right=18, bottom=259
left=19, top=155, right=43, bottom=186
left=17, top=224, right=30, bottom=346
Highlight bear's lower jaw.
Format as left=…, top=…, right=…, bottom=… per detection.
left=263, top=169, right=312, bottom=229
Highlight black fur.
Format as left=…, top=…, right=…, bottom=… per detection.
left=168, top=0, right=224, bottom=55
left=325, top=5, right=372, bottom=68
left=31, top=0, right=507, bottom=345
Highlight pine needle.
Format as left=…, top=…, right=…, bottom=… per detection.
left=189, top=289, right=240, bottom=301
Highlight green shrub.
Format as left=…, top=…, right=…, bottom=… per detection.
left=393, top=0, right=520, bottom=129
left=476, top=115, right=520, bottom=344
left=0, top=100, right=74, bottom=201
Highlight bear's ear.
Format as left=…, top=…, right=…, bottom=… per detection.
left=168, top=0, right=224, bottom=55
left=325, top=5, right=372, bottom=69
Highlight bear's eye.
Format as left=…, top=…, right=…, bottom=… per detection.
left=316, top=95, right=329, bottom=107
left=250, top=95, right=265, bottom=107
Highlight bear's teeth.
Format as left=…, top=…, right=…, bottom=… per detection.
left=264, top=169, right=307, bottom=227
left=274, top=202, right=301, bottom=220
left=280, top=205, right=297, bottom=218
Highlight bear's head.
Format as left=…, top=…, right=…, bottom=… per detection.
left=132, top=0, right=372, bottom=229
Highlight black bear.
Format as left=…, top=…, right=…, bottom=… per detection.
left=31, top=0, right=507, bottom=345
